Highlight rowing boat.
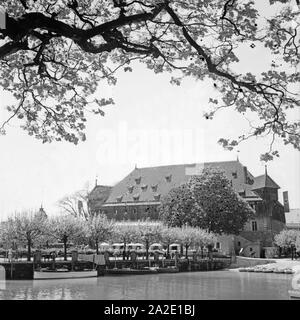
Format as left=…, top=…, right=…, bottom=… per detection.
left=34, top=269, right=97, bottom=280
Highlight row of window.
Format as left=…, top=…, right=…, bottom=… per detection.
left=116, top=194, right=161, bottom=202
left=128, top=184, right=158, bottom=193
left=114, top=207, right=158, bottom=215
left=134, top=175, right=172, bottom=185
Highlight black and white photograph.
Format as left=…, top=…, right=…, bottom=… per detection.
left=0, top=0, right=300, bottom=306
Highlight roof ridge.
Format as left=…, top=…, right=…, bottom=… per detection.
left=135, top=160, right=240, bottom=170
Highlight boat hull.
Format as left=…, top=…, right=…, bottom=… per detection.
left=34, top=270, right=97, bottom=280
left=289, top=290, right=300, bottom=299
left=157, top=267, right=179, bottom=273
left=103, top=268, right=158, bottom=275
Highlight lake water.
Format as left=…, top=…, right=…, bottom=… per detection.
left=0, top=270, right=294, bottom=300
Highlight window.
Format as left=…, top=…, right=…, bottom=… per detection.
left=237, top=241, right=241, bottom=247
left=247, top=177, right=254, bottom=185
left=141, top=184, right=148, bottom=191
left=165, top=174, right=172, bottom=182
left=249, top=247, right=253, bottom=252
left=135, top=176, right=141, bottom=184
left=215, top=242, right=221, bottom=249
left=151, top=184, right=158, bottom=192
left=251, top=221, right=258, bottom=232
left=232, top=171, right=237, bottom=179
left=116, top=195, right=123, bottom=202
left=133, top=194, right=140, bottom=201
left=128, top=185, right=134, bottom=193
left=153, top=193, right=161, bottom=201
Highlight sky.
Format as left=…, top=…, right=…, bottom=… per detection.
left=0, top=1, right=299, bottom=219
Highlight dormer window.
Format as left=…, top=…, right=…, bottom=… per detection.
left=141, top=184, right=148, bottom=191
left=116, top=195, right=123, bottom=202
left=247, top=177, right=254, bottom=185
left=238, top=190, right=245, bottom=197
left=232, top=171, right=237, bottom=179
left=133, top=193, right=140, bottom=201
left=151, top=184, right=158, bottom=192
left=135, top=176, right=141, bottom=184
left=165, top=174, right=172, bottom=182
left=127, top=185, right=134, bottom=193
left=154, top=193, right=161, bottom=201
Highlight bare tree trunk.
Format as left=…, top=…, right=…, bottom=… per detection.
left=63, top=237, right=68, bottom=261
left=123, top=241, right=126, bottom=261
left=185, top=245, right=189, bottom=259
left=27, top=239, right=31, bottom=262
left=146, top=240, right=149, bottom=260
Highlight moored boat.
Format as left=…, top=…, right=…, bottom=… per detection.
left=157, top=266, right=179, bottom=273
left=289, top=290, right=300, bottom=299
left=103, top=268, right=158, bottom=275
left=273, top=269, right=285, bottom=273
left=284, top=269, right=294, bottom=274
left=34, top=269, right=97, bottom=280
left=262, top=269, right=273, bottom=273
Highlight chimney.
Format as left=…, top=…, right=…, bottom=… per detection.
left=283, top=191, right=290, bottom=213
left=0, top=7, right=6, bottom=29
left=243, top=166, right=248, bottom=184
left=78, top=200, right=83, bottom=215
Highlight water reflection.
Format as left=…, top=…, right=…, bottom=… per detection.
left=0, top=271, right=293, bottom=300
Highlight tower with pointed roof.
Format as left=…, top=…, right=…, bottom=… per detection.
left=35, top=205, right=47, bottom=220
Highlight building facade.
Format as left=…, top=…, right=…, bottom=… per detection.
left=88, top=160, right=286, bottom=256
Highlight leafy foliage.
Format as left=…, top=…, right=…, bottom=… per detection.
left=0, top=0, right=299, bottom=158
left=159, top=167, right=254, bottom=234
left=176, top=226, right=216, bottom=258
left=49, top=214, right=85, bottom=260
left=0, top=210, right=48, bottom=260
left=135, top=221, right=163, bottom=259
left=274, top=229, right=300, bottom=248
left=112, top=221, right=140, bottom=247
left=86, top=214, right=114, bottom=253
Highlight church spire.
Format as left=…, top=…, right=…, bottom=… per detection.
left=264, top=165, right=269, bottom=188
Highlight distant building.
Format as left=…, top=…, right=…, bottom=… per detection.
left=89, top=160, right=286, bottom=257
left=285, top=209, right=300, bottom=231
left=35, top=205, right=47, bottom=220
left=88, top=184, right=112, bottom=214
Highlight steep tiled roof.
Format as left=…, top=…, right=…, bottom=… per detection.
left=88, top=185, right=112, bottom=202
left=251, top=174, right=280, bottom=190
left=105, top=161, right=263, bottom=204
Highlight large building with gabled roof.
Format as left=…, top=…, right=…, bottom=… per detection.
left=88, top=159, right=286, bottom=256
